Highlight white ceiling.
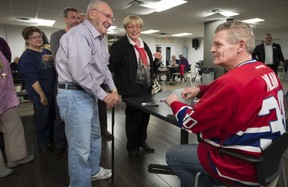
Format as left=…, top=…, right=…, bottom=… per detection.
left=1, top=0, right=288, bottom=38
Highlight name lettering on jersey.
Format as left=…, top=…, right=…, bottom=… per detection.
left=261, top=72, right=279, bottom=92
left=259, top=90, right=286, bottom=134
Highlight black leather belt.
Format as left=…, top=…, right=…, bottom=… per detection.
left=58, top=83, right=84, bottom=90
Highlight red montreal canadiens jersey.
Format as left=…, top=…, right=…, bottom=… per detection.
left=170, top=61, right=286, bottom=186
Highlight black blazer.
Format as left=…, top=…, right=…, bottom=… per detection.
left=108, top=35, right=154, bottom=97
left=252, top=43, right=284, bottom=67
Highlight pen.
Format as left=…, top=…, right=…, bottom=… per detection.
left=159, top=97, right=167, bottom=102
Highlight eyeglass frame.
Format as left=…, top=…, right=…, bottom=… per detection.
left=92, top=8, right=115, bottom=22
left=28, top=34, right=43, bottom=40
left=127, top=25, right=142, bottom=30
left=67, top=16, right=79, bottom=20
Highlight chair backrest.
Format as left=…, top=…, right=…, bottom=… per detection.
left=218, top=132, right=288, bottom=186
left=260, top=132, right=288, bottom=184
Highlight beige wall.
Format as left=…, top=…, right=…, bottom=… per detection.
left=1, top=23, right=287, bottom=77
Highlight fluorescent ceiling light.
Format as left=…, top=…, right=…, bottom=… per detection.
left=172, top=33, right=192, bottom=37
left=219, top=10, right=239, bottom=17
left=242, top=18, right=264, bottom=24
left=142, top=0, right=187, bottom=12
left=36, top=19, right=55, bottom=26
left=141, top=29, right=160, bottom=34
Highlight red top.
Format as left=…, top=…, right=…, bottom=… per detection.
left=170, top=61, right=286, bottom=186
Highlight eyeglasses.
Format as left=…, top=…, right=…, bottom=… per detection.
left=93, top=8, right=115, bottom=22
left=67, top=16, right=79, bottom=20
left=127, top=25, right=142, bottom=30
left=28, top=35, right=42, bottom=40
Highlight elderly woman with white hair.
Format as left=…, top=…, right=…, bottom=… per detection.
left=0, top=51, right=34, bottom=177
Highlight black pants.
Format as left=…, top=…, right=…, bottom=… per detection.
left=266, top=64, right=278, bottom=74
left=98, top=99, right=108, bottom=134
left=125, top=104, right=150, bottom=151
left=32, top=94, right=55, bottom=149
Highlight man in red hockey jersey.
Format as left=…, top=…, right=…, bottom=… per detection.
left=165, top=20, right=286, bottom=187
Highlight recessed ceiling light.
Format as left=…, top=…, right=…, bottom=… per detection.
left=141, top=29, right=160, bottom=34
left=242, top=18, right=264, bottom=24
left=36, top=19, right=55, bottom=26
left=172, top=33, right=192, bottom=37
left=142, top=0, right=187, bottom=12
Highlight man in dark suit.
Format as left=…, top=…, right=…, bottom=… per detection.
left=252, top=33, right=284, bottom=74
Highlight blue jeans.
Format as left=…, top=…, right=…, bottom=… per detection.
left=166, top=144, right=215, bottom=187
left=57, top=89, right=101, bottom=187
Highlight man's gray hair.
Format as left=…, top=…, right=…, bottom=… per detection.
left=215, top=20, right=255, bottom=54
left=86, top=0, right=102, bottom=15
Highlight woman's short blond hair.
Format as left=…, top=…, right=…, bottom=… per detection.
left=123, top=15, right=143, bottom=29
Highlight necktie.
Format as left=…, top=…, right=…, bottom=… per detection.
left=134, top=45, right=148, bottom=66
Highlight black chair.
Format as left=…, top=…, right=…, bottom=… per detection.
left=218, top=132, right=288, bottom=187
left=148, top=132, right=288, bottom=187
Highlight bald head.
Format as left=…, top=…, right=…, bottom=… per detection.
left=86, top=0, right=114, bottom=36
left=264, top=33, right=272, bottom=45
left=78, top=13, right=86, bottom=23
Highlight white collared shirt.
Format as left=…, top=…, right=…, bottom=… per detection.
left=56, top=19, right=116, bottom=100
left=264, top=44, right=273, bottom=65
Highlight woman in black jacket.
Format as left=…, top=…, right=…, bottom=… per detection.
left=109, top=15, right=156, bottom=158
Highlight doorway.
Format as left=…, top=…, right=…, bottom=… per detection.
left=156, top=45, right=172, bottom=66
